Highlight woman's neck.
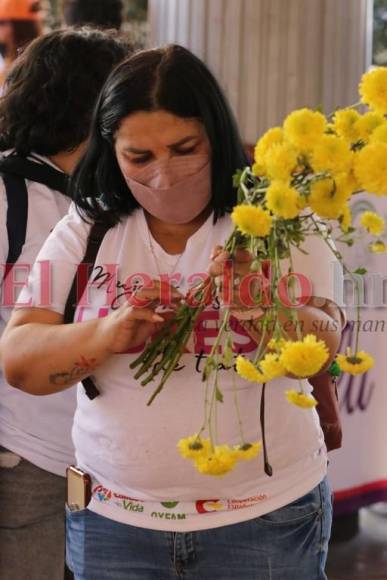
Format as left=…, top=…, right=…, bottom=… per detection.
left=145, top=205, right=212, bottom=254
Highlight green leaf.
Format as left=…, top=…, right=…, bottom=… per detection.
left=215, top=386, right=224, bottom=403
left=233, top=169, right=243, bottom=188
left=354, top=267, right=367, bottom=275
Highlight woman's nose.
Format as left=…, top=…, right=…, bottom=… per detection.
left=154, top=170, right=174, bottom=188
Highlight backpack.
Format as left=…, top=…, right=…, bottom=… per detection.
left=1, top=154, right=110, bottom=400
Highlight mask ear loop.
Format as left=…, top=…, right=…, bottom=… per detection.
left=260, top=383, right=273, bottom=477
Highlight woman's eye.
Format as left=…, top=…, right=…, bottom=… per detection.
left=130, top=156, right=152, bottom=165
left=175, top=147, right=196, bottom=156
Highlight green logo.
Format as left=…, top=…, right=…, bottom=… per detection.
left=161, top=501, right=179, bottom=509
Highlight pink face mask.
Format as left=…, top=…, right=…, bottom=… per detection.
left=123, top=154, right=211, bottom=224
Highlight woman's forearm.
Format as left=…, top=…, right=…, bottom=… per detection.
left=1, top=316, right=113, bottom=395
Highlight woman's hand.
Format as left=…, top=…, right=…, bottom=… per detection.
left=101, top=279, right=183, bottom=353
left=208, top=245, right=265, bottom=320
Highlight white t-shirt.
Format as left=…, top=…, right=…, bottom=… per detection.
left=0, top=153, right=76, bottom=476
left=20, top=205, right=341, bottom=530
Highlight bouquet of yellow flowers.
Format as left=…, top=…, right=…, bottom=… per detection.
left=130, top=67, right=387, bottom=477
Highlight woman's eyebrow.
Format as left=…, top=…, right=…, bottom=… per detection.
left=168, top=135, right=199, bottom=148
left=124, top=146, right=151, bottom=154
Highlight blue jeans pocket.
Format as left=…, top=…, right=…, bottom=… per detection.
left=259, top=485, right=322, bottom=525
left=253, top=478, right=332, bottom=579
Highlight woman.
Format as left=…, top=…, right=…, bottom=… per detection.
left=0, top=0, right=43, bottom=86
left=1, top=45, right=342, bottom=579
left=0, top=28, right=127, bottom=580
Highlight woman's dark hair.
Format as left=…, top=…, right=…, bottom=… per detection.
left=0, top=28, right=128, bottom=155
left=63, top=0, right=123, bottom=30
left=73, top=44, right=248, bottom=225
left=0, top=19, right=40, bottom=58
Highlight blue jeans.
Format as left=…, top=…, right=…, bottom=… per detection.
left=66, top=477, right=332, bottom=580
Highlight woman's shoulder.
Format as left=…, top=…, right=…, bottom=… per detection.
left=36, top=203, right=93, bottom=263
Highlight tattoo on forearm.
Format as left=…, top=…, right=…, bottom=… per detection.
left=49, top=356, right=98, bottom=386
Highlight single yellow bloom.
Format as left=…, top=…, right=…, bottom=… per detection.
left=370, top=240, right=387, bottom=253
left=357, top=113, right=385, bottom=141
left=279, top=334, right=329, bottom=378
left=354, top=143, right=387, bottom=196
left=359, top=67, right=387, bottom=115
left=311, top=135, right=353, bottom=174
left=339, top=204, right=352, bottom=233
left=265, top=180, right=301, bottom=219
left=360, top=211, right=385, bottom=236
left=254, top=127, right=284, bottom=165
left=194, top=445, right=237, bottom=477
left=285, top=389, right=318, bottom=409
left=233, top=442, right=262, bottom=461
left=265, top=143, right=299, bottom=181
left=333, top=109, right=362, bottom=143
left=231, top=205, right=273, bottom=237
left=177, top=435, right=211, bottom=460
left=283, top=108, right=327, bottom=152
left=336, top=349, right=374, bottom=375
left=259, top=353, right=286, bottom=379
left=252, top=160, right=267, bottom=177
left=369, top=122, right=387, bottom=145
left=308, top=176, right=351, bottom=219
left=236, top=355, right=268, bottom=383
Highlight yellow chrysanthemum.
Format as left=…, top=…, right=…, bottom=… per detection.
left=177, top=435, right=211, bottom=460
left=233, top=442, right=262, bottom=461
left=339, top=204, right=352, bottom=233
left=308, top=176, right=351, bottom=219
left=311, top=135, right=353, bottom=174
left=359, top=211, right=385, bottom=236
left=254, top=127, right=284, bottom=165
left=353, top=143, right=387, bottom=196
left=336, top=348, right=374, bottom=375
left=359, top=67, right=387, bottom=115
left=370, top=240, right=387, bottom=253
left=283, top=108, right=327, bottom=152
left=285, top=389, right=318, bottom=409
left=369, top=122, right=387, bottom=144
left=252, top=160, right=267, bottom=177
left=279, top=334, right=329, bottom=378
left=265, top=181, right=301, bottom=219
left=265, top=143, right=299, bottom=181
left=231, top=205, right=273, bottom=237
left=194, top=445, right=237, bottom=477
left=357, top=112, right=385, bottom=141
left=333, top=109, right=362, bottom=143
left=236, top=355, right=268, bottom=383
left=259, top=353, right=286, bottom=379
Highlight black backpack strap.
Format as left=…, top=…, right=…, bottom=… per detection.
left=4, top=173, right=28, bottom=265
left=64, top=221, right=112, bottom=400
left=2, top=155, right=71, bottom=265
left=0, top=155, right=70, bottom=196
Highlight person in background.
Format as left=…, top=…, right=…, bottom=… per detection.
left=0, top=28, right=128, bottom=580
left=63, top=0, right=123, bottom=30
left=0, top=0, right=43, bottom=86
